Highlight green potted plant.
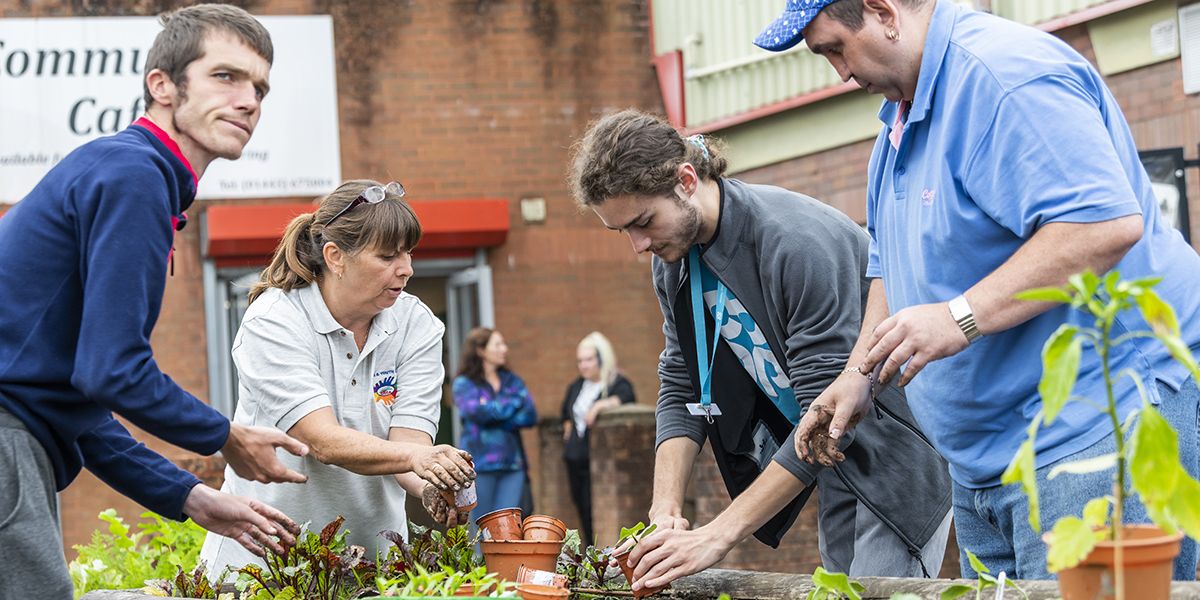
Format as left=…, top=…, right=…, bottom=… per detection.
left=1002, top=271, right=1200, bottom=599
left=611, top=522, right=665, bottom=598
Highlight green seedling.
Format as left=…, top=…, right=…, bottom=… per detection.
left=1002, top=272, right=1200, bottom=577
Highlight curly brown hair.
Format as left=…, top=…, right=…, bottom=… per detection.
left=568, top=109, right=728, bottom=208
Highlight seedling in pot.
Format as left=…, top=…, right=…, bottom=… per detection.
left=612, top=523, right=665, bottom=598
left=615, top=522, right=657, bottom=552
left=1001, top=272, right=1200, bottom=599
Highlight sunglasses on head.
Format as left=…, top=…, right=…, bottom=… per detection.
left=323, top=181, right=405, bottom=228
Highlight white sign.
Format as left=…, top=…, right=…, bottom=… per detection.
left=0, top=15, right=341, bottom=203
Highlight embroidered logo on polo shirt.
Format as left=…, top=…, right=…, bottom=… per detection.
left=921, top=188, right=936, bottom=206
left=373, top=370, right=397, bottom=406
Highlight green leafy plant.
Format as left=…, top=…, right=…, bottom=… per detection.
left=806, top=566, right=864, bottom=600
left=1002, top=272, right=1200, bottom=573
left=68, top=509, right=207, bottom=598
left=557, top=542, right=621, bottom=590
left=615, top=522, right=658, bottom=549
left=938, top=549, right=1027, bottom=600
left=142, top=562, right=230, bottom=599
left=235, top=516, right=375, bottom=600
left=376, top=524, right=483, bottom=587
left=375, top=564, right=512, bottom=598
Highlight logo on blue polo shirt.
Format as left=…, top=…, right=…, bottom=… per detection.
left=921, top=188, right=936, bottom=206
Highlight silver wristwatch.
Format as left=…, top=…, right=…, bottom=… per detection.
left=948, top=295, right=981, bottom=343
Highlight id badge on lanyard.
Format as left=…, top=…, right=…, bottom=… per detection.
left=686, top=246, right=728, bottom=423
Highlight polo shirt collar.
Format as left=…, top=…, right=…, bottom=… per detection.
left=298, top=281, right=401, bottom=337
left=299, top=281, right=345, bottom=335
left=877, top=0, right=956, bottom=129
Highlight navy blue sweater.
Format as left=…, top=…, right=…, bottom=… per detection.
left=0, top=120, right=230, bottom=520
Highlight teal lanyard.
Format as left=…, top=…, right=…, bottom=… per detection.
left=688, top=246, right=729, bottom=414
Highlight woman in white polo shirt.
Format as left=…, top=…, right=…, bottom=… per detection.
left=200, top=180, right=475, bottom=574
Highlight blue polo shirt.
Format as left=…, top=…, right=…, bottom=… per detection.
left=865, top=0, right=1200, bottom=487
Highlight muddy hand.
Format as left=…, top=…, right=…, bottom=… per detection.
left=411, top=445, right=475, bottom=491
left=421, top=483, right=461, bottom=527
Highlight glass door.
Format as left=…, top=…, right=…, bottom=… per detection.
left=444, top=250, right=494, bottom=444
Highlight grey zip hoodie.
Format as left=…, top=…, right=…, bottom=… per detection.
left=652, top=178, right=951, bottom=548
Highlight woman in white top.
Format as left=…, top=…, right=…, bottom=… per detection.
left=559, top=331, right=636, bottom=546
left=200, top=180, right=475, bottom=574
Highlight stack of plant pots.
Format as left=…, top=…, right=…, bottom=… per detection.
left=476, top=509, right=568, bottom=598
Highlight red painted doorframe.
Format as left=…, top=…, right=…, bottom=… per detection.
left=204, top=199, right=509, bottom=268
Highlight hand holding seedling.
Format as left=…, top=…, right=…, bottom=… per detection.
left=222, top=423, right=310, bottom=484
left=408, top=444, right=475, bottom=491
left=627, top=523, right=732, bottom=593
left=182, top=483, right=299, bottom=557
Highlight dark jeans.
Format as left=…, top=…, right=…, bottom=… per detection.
left=565, top=457, right=593, bottom=547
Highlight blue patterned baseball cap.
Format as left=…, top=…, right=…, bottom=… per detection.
left=754, top=0, right=840, bottom=52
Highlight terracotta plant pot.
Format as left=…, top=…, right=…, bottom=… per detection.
left=480, top=539, right=564, bottom=582
left=476, top=507, right=523, bottom=541
left=516, top=564, right=568, bottom=588
left=1054, top=524, right=1184, bottom=600
left=516, top=583, right=569, bottom=600
left=522, top=515, right=567, bottom=542
left=614, top=548, right=668, bottom=598
left=440, top=482, right=479, bottom=514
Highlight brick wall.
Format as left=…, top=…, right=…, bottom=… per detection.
left=0, top=0, right=668, bottom=557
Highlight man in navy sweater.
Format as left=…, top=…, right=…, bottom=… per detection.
left=0, top=5, right=310, bottom=597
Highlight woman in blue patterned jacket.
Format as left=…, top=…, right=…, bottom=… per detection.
left=453, top=327, right=538, bottom=519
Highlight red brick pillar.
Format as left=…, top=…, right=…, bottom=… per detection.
left=534, top=417, right=579, bottom=530
left=587, top=405, right=657, bottom=547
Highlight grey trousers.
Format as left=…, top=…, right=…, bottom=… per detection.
left=0, top=407, right=73, bottom=600
left=816, top=467, right=953, bottom=578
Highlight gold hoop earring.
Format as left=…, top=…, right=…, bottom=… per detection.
left=886, top=29, right=900, bottom=41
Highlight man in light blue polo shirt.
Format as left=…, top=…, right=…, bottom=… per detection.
left=755, top=0, right=1200, bottom=580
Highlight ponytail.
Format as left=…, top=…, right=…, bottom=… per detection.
left=248, top=212, right=323, bottom=303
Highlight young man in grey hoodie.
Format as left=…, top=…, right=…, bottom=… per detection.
left=568, top=109, right=952, bottom=593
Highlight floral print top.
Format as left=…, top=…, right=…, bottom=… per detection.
left=452, top=369, right=537, bottom=472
